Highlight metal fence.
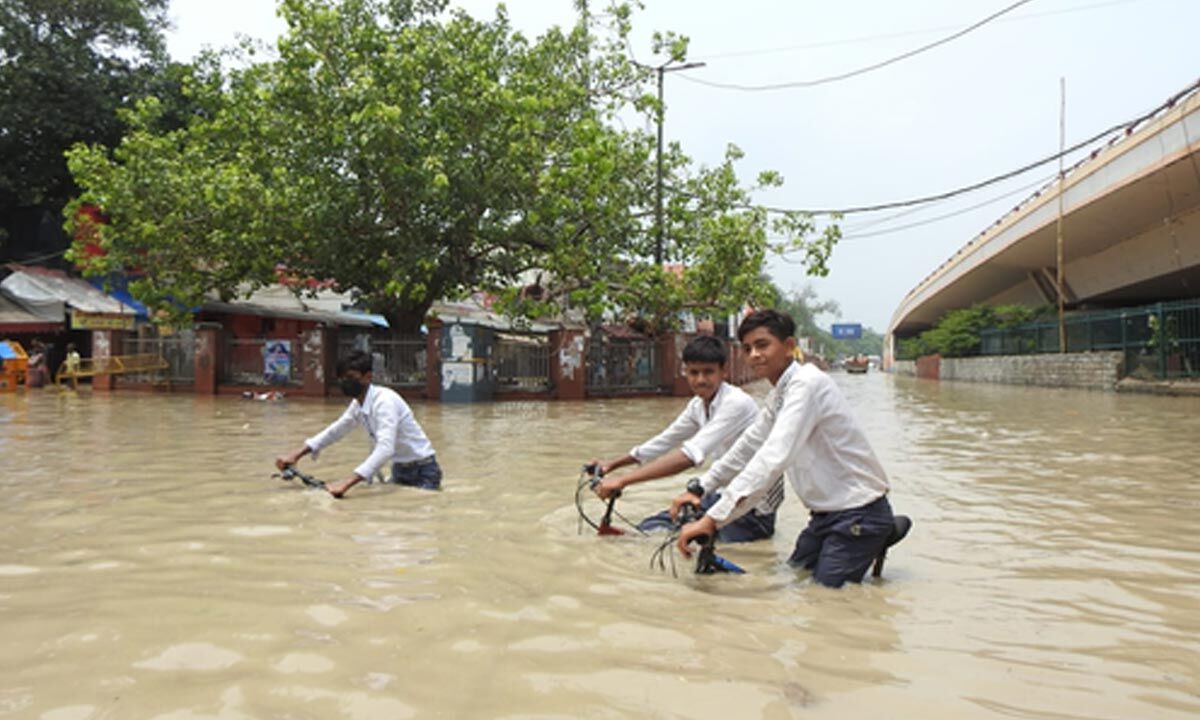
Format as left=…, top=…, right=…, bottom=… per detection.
left=223, top=337, right=304, bottom=386
left=980, top=299, right=1200, bottom=379
left=337, top=332, right=427, bottom=387
left=494, top=333, right=552, bottom=393
left=123, top=333, right=196, bottom=384
left=587, top=337, right=661, bottom=395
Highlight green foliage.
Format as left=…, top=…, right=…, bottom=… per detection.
left=65, top=0, right=838, bottom=333
left=895, top=303, right=1054, bottom=359
left=0, top=0, right=170, bottom=219
left=773, top=283, right=883, bottom=357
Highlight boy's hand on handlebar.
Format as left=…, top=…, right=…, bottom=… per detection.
left=669, top=492, right=701, bottom=522
left=676, top=515, right=717, bottom=558
left=276, top=447, right=305, bottom=471
left=594, top=476, right=624, bottom=500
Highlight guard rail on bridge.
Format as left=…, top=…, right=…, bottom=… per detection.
left=980, top=299, right=1200, bottom=379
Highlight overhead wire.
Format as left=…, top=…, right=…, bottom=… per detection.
left=695, top=0, right=1142, bottom=62
left=763, top=176, right=1051, bottom=260
left=672, top=0, right=1036, bottom=92
left=838, top=173, right=1056, bottom=239
left=769, top=174, right=1051, bottom=261
left=9, top=247, right=69, bottom=265
left=672, top=76, right=1200, bottom=218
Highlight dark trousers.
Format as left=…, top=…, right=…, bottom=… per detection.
left=637, top=492, right=776, bottom=543
left=788, top=495, right=893, bottom=588
left=390, top=457, right=442, bottom=490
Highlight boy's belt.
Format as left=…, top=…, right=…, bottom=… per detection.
left=395, top=455, right=437, bottom=469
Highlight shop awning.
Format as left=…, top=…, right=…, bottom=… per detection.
left=1, top=266, right=139, bottom=323
left=87, top=277, right=151, bottom=320
left=0, top=292, right=63, bottom=334
left=202, top=284, right=386, bottom=328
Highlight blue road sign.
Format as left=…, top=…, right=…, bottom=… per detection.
left=831, top=323, right=862, bottom=340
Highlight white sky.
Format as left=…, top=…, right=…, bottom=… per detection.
left=164, top=0, right=1200, bottom=333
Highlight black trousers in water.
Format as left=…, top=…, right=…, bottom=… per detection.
left=788, top=494, right=894, bottom=588
left=389, top=457, right=442, bottom=490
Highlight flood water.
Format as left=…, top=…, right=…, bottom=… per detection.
left=1, top=374, right=1198, bottom=719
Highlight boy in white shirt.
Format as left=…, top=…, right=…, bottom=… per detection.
left=672, top=310, right=907, bottom=587
left=590, top=335, right=782, bottom=542
left=276, top=350, right=440, bottom=498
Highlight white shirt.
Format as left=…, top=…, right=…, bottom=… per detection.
left=305, top=384, right=435, bottom=481
left=630, top=382, right=785, bottom=516
left=630, top=381, right=759, bottom=467
left=701, top=361, right=889, bottom=526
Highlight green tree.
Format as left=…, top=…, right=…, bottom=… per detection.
left=896, top=303, right=1051, bottom=359
left=773, top=283, right=883, bottom=357
left=66, top=0, right=837, bottom=333
left=0, top=0, right=170, bottom=249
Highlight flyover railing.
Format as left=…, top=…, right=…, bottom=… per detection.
left=980, top=299, right=1200, bottom=379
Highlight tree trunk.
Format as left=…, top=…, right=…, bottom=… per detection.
left=376, top=298, right=433, bottom=338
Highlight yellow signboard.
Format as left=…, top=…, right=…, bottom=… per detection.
left=71, top=311, right=136, bottom=331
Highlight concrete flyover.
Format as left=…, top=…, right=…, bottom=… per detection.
left=887, top=81, right=1200, bottom=364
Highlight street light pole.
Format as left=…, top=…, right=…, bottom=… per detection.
left=653, top=60, right=706, bottom=266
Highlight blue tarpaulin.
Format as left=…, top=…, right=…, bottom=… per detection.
left=87, top=277, right=150, bottom=320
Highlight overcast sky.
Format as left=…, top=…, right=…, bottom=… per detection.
left=164, top=0, right=1200, bottom=333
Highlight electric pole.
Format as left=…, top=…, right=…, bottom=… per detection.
left=653, top=60, right=705, bottom=265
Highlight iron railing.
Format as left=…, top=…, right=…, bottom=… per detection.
left=124, top=334, right=196, bottom=383
left=336, top=333, right=426, bottom=387
left=494, top=333, right=552, bottom=393
left=587, top=337, right=661, bottom=395
left=980, top=299, right=1200, bottom=379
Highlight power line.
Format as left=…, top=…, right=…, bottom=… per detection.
left=9, top=247, right=68, bottom=265
left=711, top=77, right=1200, bottom=217
left=673, top=0, right=1036, bottom=92
left=837, top=173, right=1056, bottom=240
left=696, top=0, right=1140, bottom=62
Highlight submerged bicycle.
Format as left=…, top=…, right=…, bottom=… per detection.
left=652, top=502, right=914, bottom=580
left=272, top=465, right=327, bottom=491
left=574, top=463, right=646, bottom=537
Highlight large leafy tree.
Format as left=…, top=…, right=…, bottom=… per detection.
left=0, top=0, right=170, bottom=252
left=66, top=0, right=838, bottom=333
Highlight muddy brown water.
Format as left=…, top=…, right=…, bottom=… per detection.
left=1, top=374, right=1198, bottom=719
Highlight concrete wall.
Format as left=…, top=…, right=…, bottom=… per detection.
left=901, top=352, right=1124, bottom=390
left=893, top=360, right=916, bottom=377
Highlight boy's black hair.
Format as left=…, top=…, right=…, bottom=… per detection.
left=682, top=335, right=727, bottom=366
left=736, top=309, right=796, bottom=342
left=336, top=349, right=373, bottom=376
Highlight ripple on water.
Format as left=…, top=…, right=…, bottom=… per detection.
left=39, top=706, right=97, bottom=720
left=306, top=604, right=348, bottom=626
left=509, top=635, right=589, bottom=653
left=88, top=561, right=123, bottom=570
left=273, top=652, right=334, bottom=674
left=270, top=686, right=415, bottom=720
left=546, top=595, right=581, bottom=610
left=229, top=526, right=292, bottom=538
left=132, top=642, right=243, bottom=671
left=480, top=606, right=553, bottom=623
left=0, top=564, right=39, bottom=575
left=597, top=622, right=694, bottom=652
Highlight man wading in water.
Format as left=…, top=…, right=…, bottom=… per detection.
left=276, top=350, right=441, bottom=498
